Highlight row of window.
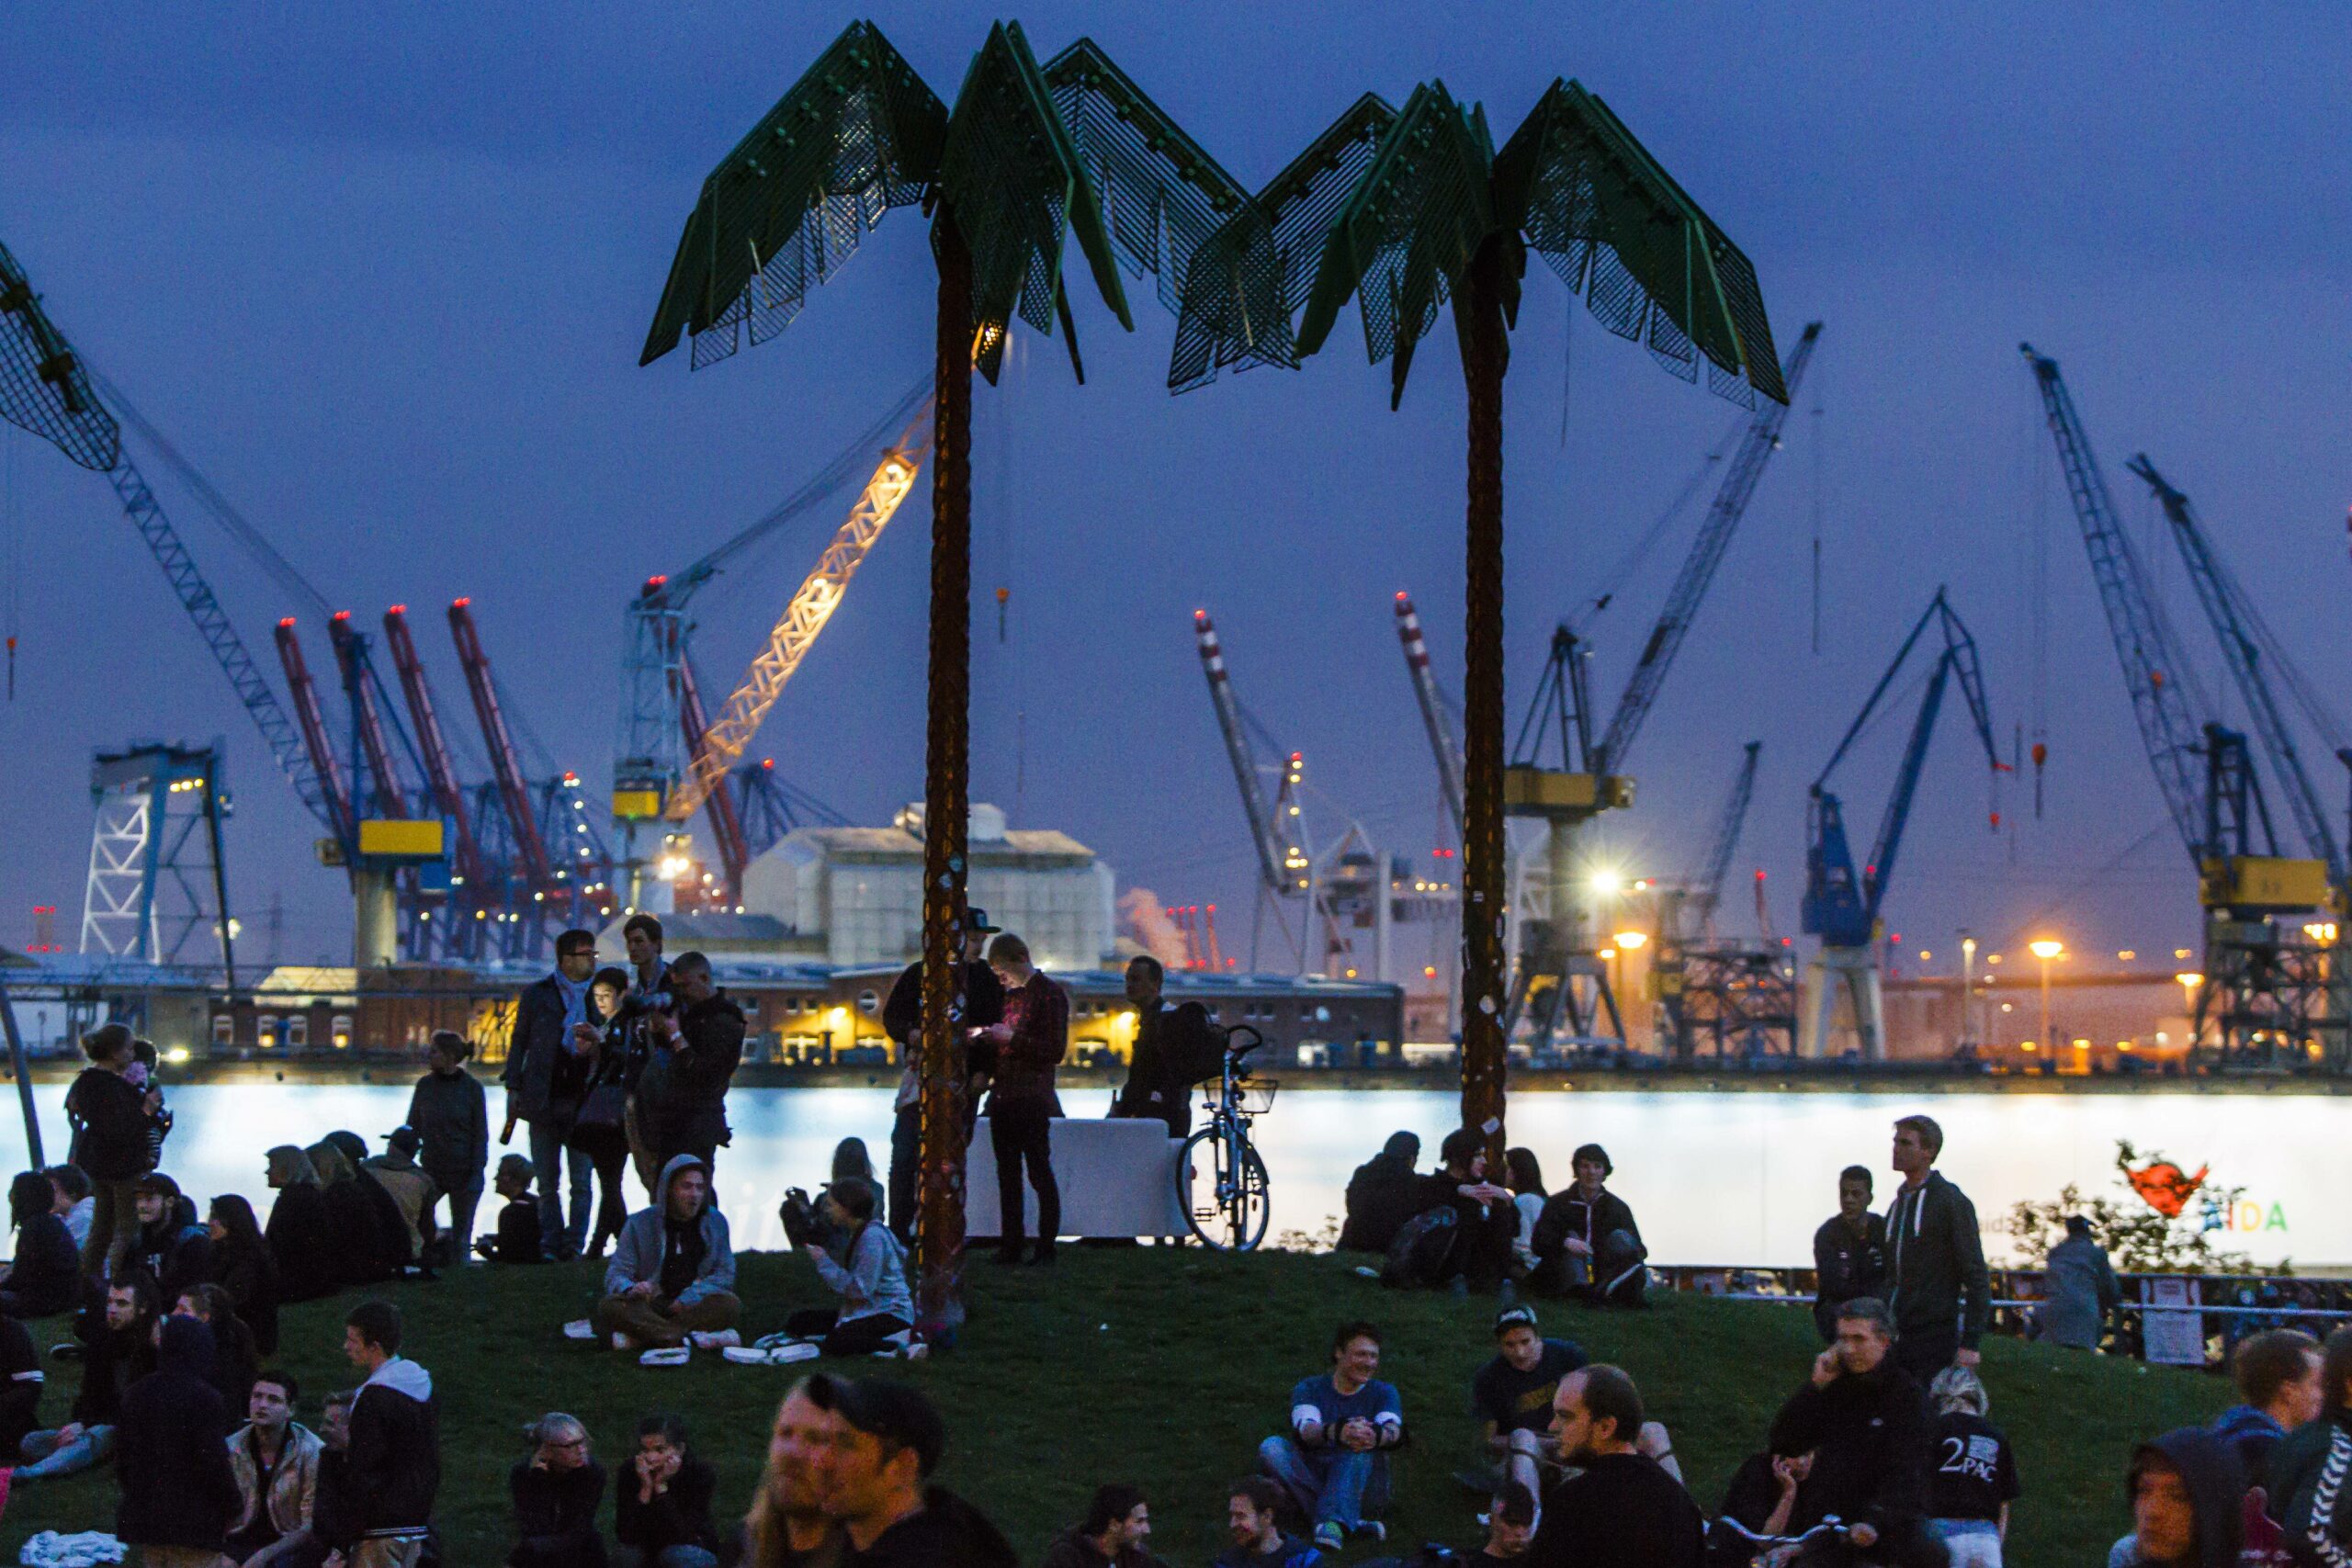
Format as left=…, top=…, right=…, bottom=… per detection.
left=209, top=1013, right=356, bottom=1049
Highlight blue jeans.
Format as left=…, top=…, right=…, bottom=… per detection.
left=1260, top=1435, right=1388, bottom=1529
left=529, top=1118, right=593, bottom=1257
left=18, top=1424, right=117, bottom=1476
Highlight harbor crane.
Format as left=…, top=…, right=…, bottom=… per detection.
left=1193, top=609, right=1314, bottom=970
left=1799, top=589, right=2003, bottom=1059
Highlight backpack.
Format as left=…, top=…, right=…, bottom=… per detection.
left=1380, top=1205, right=1462, bottom=1289
left=1159, top=1002, right=1228, bottom=1088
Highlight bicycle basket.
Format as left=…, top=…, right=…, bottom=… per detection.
left=1236, top=1077, right=1279, bottom=1115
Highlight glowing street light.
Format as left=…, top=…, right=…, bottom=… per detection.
left=1612, top=931, right=1648, bottom=952
left=1589, top=869, right=1624, bottom=897
left=2029, top=939, right=2064, bottom=1056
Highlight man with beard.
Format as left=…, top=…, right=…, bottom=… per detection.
left=1526, top=1365, right=1703, bottom=1568
left=1213, top=1477, right=1324, bottom=1568
left=738, top=1378, right=852, bottom=1567
left=818, top=1378, right=1015, bottom=1568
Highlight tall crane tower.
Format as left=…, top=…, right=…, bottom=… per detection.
left=1193, top=610, right=1314, bottom=969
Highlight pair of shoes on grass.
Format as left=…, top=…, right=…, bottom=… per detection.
left=723, top=1340, right=822, bottom=1366
left=1314, top=1520, right=1387, bottom=1551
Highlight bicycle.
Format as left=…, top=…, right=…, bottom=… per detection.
left=1707, top=1513, right=1859, bottom=1566
left=1178, top=1024, right=1274, bottom=1250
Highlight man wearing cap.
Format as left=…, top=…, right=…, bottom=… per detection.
left=129, top=1173, right=210, bottom=1303
left=881, top=907, right=1007, bottom=1244
left=815, top=1376, right=1017, bottom=1567
left=1469, top=1305, right=1589, bottom=1507
left=364, top=1129, right=442, bottom=1270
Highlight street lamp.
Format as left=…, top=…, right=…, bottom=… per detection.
left=1960, top=933, right=1978, bottom=1050
left=2029, top=939, right=2064, bottom=1054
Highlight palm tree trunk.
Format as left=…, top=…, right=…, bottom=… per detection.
left=916, top=206, right=975, bottom=1335
left=1458, top=234, right=1510, bottom=1165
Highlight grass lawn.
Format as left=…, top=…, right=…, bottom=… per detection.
left=5, top=1247, right=2229, bottom=1564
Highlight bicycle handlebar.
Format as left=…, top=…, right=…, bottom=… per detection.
left=1224, top=1024, right=1264, bottom=1061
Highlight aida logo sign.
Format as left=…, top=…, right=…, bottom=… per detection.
left=2201, top=1196, right=2290, bottom=1234
left=2125, top=1155, right=2287, bottom=1233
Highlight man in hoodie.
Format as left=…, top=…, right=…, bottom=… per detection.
left=116, top=1313, right=243, bottom=1565
left=1530, top=1144, right=1647, bottom=1305
left=1884, top=1114, right=1990, bottom=1380
left=405, top=1030, right=489, bottom=1267
left=2110, top=1427, right=2245, bottom=1568
left=2265, top=1325, right=2352, bottom=1568
left=2208, top=1328, right=2323, bottom=1479
left=130, top=1171, right=213, bottom=1303
left=596, top=1155, right=740, bottom=1351
left=342, top=1299, right=439, bottom=1568
left=821, top=1377, right=1016, bottom=1568
left=1214, top=1477, right=1323, bottom=1568
left=1337, top=1133, right=1421, bottom=1254
left=636, top=952, right=746, bottom=1182
left=503, top=927, right=601, bottom=1260
left=1766, top=1298, right=1939, bottom=1568
left=2032, top=1214, right=2121, bottom=1350
left=225, top=1369, right=325, bottom=1566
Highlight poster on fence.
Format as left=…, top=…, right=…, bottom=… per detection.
left=2142, top=1278, right=2205, bottom=1366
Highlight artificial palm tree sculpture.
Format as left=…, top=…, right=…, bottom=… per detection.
left=1180, top=79, right=1786, bottom=1159
left=641, top=19, right=1244, bottom=1327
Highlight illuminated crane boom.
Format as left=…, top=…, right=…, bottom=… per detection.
left=449, top=598, right=554, bottom=893
left=382, top=605, right=486, bottom=889
left=665, top=410, right=930, bottom=826
left=1394, top=592, right=1465, bottom=840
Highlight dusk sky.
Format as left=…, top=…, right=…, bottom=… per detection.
left=0, top=4, right=2344, bottom=983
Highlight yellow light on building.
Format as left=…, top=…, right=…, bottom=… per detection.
left=1612, top=931, right=1647, bottom=952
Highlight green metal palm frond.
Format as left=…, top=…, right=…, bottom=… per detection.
left=639, top=20, right=946, bottom=370
left=1168, top=93, right=1396, bottom=391
left=0, top=239, right=119, bottom=470
left=1043, top=39, right=1250, bottom=325
left=1294, top=83, right=1506, bottom=409
left=935, top=22, right=1131, bottom=385
left=1493, top=80, right=1785, bottom=408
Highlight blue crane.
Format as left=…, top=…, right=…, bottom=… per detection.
left=1799, top=589, right=2002, bottom=1058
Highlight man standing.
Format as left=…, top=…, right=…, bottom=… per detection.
left=1814, top=1164, right=1888, bottom=1343
left=1042, top=1483, right=1170, bottom=1568
left=65, top=1022, right=151, bottom=1285
left=1110, top=956, right=1210, bottom=1139
left=977, top=933, right=1069, bottom=1266
left=503, top=928, right=598, bottom=1259
left=405, top=1030, right=489, bottom=1267
left=818, top=1378, right=1017, bottom=1567
left=880, top=907, right=1005, bottom=1244
left=225, top=1370, right=325, bottom=1566
left=1260, top=1321, right=1405, bottom=1553
left=342, top=1301, right=440, bottom=1568
left=596, top=1156, right=741, bottom=1352
left=635, top=952, right=745, bottom=1182
left=1885, top=1114, right=1990, bottom=1380
left=1526, top=1364, right=1703, bottom=1568
left=1767, top=1299, right=1938, bottom=1568
left=1530, top=1144, right=1647, bottom=1305
left=2033, top=1214, right=2120, bottom=1350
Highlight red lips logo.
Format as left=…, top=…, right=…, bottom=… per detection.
left=2126, top=1160, right=2209, bottom=1219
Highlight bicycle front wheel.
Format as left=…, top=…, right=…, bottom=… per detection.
left=1179, top=1122, right=1271, bottom=1251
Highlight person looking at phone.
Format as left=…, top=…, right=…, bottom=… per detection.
left=975, top=933, right=1068, bottom=1267
left=502, top=928, right=600, bottom=1259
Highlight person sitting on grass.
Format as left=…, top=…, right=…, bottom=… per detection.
left=596, top=1155, right=740, bottom=1352
left=205, top=1192, right=281, bottom=1358
left=14, top=1275, right=154, bottom=1479
left=47, top=1164, right=94, bottom=1252
left=307, top=1138, right=401, bottom=1287
left=510, top=1412, right=608, bottom=1568
left=363, top=1127, right=443, bottom=1275
left=783, top=1176, right=912, bottom=1358
left=1214, top=1476, right=1324, bottom=1568
left=1467, top=1304, right=1587, bottom=1505
left=130, top=1170, right=213, bottom=1305
left=479, top=1153, right=547, bottom=1265
left=1923, top=1365, right=2018, bottom=1568
left=309, top=1389, right=362, bottom=1567
left=1409, top=1130, right=1521, bottom=1293
left=1338, top=1133, right=1421, bottom=1255
left=0, top=1309, right=43, bottom=1463
left=342, top=1298, right=440, bottom=1567
left=2208, top=1326, right=2322, bottom=1480
left=261, top=1145, right=338, bottom=1303
left=1, top=1168, right=80, bottom=1319
left=2265, top=1325, right=2352, bottom=1568
left=1041, top=1483, right=1170, bottom=1568
left=116, top=1313, right=243, bottom=1568
left=1528, top=1365, right=1703, bottom=1568
left=817, top=1376, right=1017, bottom=1568
left=174, top=1280, right=261, bottom=1412
left=1260, top=1319, right=1405, bottom=1554
left=1361, top=1483, right=1536, bottom=1566
left=615, top=1413, right=720, bottom=1568
left=2109, top=1427, right=2245, bottom=1568
left=1707, top=1446, right=1821, bottom=1567
left=225, top=1369, right=324, bottom=1568
left=739, top=1379, right=852, bottom=1568
left=1529, top=1143, right=1647, bottom=1307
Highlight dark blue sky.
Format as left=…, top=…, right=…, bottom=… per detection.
left=0, top=3, right=2344, bottom=981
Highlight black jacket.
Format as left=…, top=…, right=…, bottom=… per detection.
left=66, top=1066, right=152, bottom=1180
left=1811, top=1212, right=1888, bottom=1341
left=133, top=1203, right=213, bottom=1304
left=408, top=1067, right=490, bottom=1190
left=1338, top=1149, right=1424, bottom=1253
left=2267, top=1410, right=2350, bottom=1568
left=484, top=1197, right=546, bottom=1264
left=348, top=1358, right=440, bottom=1537
left=1112, top=1001, right=1213, bottom=1132
left=4, top=1209, right=81, bottom=1317
left=0, top=1314, right=42, bottom=1457
left=1528, top=1451, right=1704, bottom=1568
left=73, top=1313, right=156, bottom=1427
left=1531, top=1186, right=1644, bottom=1264
left=504, top=973, right=582, bottom=1124
left=1711, top=1451, right=1824, bottom=1561
left=849, top=1485, right=1019, bottom=1568
left=1041, top=1526, right=1175, bottom=1568
left=1766, top=1359, right=1929, bottom=1536
left=635, top=991, right=746, bottom=1152
left=615, top=1454, right=720, bottom=1555
left=265, top=1182, right=340, bottom=1303
left=116, top=1316, right=241, bottom=1551
left=510, top=1458, right=607, bottom=1568
left=209, top=1235, right=281, bottom=1357
left=883, top=959, right=1007, bottom=1046
left=1883, top=1170, right=1990, bottom=1349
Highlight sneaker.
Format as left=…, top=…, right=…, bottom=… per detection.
left=722, top=1345, right=775, bottom=1365
left=688, top=1328, right=742, bottom=1351
left=639, top=1346, right=692, bottom=1367
left=610, top=1331, right=633, bottom=1351
left=1313, top=1523, right=1345, bottom=1553
left=770, top=1340, right=821, bottom=1365
left=1352, top=1520, right=1387, bottom=1542
left=562, top=1319, right=594, bottom=1341
left=48, top=1343, right=81, bottom=1361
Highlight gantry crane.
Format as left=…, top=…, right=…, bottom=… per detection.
left=382, top=605, right=489, bottom=928
left=2022, top=345, right=2345, bottom=1070
left=1799, top=590, right=2003, bottom=1059
left=1193, top=609, right=1314, bottom=970
left=1653, top=743, right=1796, bottom=1058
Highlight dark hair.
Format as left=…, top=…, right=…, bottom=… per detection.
left=1492, top=1479, right=1537, bottom=1529
left=1439, top=1127, right=1483, bottom=1170
left=1838, top=1164, right=1873, bottom=1190
left=557, top=928, right=598, bottom=958
left=1330, top=1320, right=1381, bottom=1357
left=1228, top=1476, right=1284, bottom=1516
left=1894, top=1113, right=1944, bottom=1157
left=831, top=1137, right=875, bottom=1183
left=209, top=1193, right=265, bottom=1254
left=1083, top=1483, right=1147, bottom=1535
left=1569, top=1363, right=1645, bottom=1443
left=181, top=1281, right=238, bottom=1325
left=1571, top=1143, right=1612, bottom=1179
left=135, top=1171, right=182, bottom=1201
left=8, top=1170, right=51, bottom=1229
left=1126, top=953, right=1164, bottom=984
left=591, top=965, right=630, bottom=994
left=46, top=1165, right=91, bottom=1202
left=829, top=1176, right=878, bottom=1224
left=322, top=1388, right=357, bottom=1415
left=2323, top=1325, right=2352, bottom=1416
left=131, top=1038, right=158, bottom=1067
left=834, top=1378, right=947, bottom=1479
left=107, top=1272, right=157, bottom=1315
left=622, top=914, right=663, bottom=945
left=670, top=950, right=712, bottom=980
left=2064, top=1214, right=2094, bottom=1239
left=82, top=1021, right=132, bottom=1063
left=1503, top=1147, right=1545, bottom=1197
left=345, top=1300, right=403, bottom=1355
left=1836, top=1296, right=1896, bottom=1337
left=251, top=1369, right=300, bottom=1404
left=639, top=1412, right=691, bottom=1453
left=428, top=1029, right=473, bottom=1063
left=2233, top=1330, right=2321, bottom=1408
left=986, top=932, right=1032, bottom=968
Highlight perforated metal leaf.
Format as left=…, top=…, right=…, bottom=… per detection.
left=1295, top=83, right=1500, bottom=408
left=0, top=239, right=119, bottom=470
left=1168, top=94, right=1396, bottom=391
left=640, top=21, right=945, bottom=369
left=1493, top=80, right=1784, bottom=408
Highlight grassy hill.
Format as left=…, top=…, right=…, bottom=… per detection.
left=5, top=1247, right=2228, bottom=1563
